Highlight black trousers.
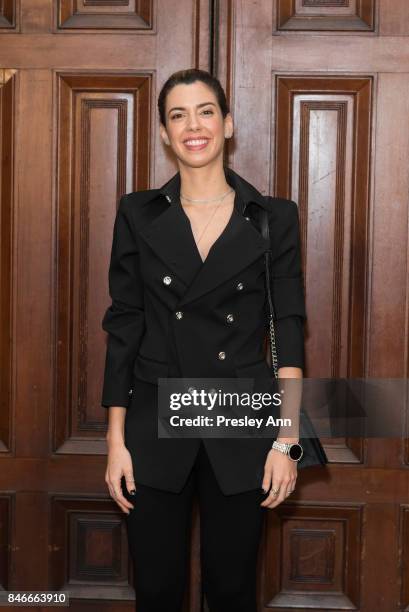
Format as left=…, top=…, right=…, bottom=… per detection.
left=121, top=440, right=267, bottom=612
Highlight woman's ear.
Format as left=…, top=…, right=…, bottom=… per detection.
left=159, top=124, right=170, bottom=146
left=224, top=113, right=234, bottom=139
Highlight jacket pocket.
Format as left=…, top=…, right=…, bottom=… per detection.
left=132, top=353, right=169, bottom=385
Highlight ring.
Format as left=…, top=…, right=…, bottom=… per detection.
left=271, top=487, right=280, bottom=496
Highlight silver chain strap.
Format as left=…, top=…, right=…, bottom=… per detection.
left=268, top=311, right=279, bottom=380
left=262, top=214, right=279, bottom=379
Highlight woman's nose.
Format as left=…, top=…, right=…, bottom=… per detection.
left=186, top=114, right=201, bottom=129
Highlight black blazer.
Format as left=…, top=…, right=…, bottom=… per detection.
left=101, top=165, right=327, bottom=494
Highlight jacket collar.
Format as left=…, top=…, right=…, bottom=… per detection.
left=156, top=165, right=269, bottom=215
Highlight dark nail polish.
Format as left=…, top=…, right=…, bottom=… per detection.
left=129, top=489, right=136, bottom=495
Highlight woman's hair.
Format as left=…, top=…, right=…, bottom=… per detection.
left=158, top=68, right=229, bottom=127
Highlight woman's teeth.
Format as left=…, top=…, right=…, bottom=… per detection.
left=184, top=139, right=209, bottom=150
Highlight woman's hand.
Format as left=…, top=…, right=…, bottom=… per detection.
left=260, top=448, right=298, bottom=509
left=105, top=441, right=136, bottom=514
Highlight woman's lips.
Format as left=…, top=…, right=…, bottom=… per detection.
left=183, top=139, right=210, bottom=151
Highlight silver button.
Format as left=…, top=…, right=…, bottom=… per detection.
left=226, top=314, right=234, bottom=323
left=236, top=282, right=244, bottom=291
left=128, top=389, right=133, bottom=396
left=163, top=276, right=172, bottom=285
left=165, top=195, right=172, bottom=202
left=175, top=311, right=183, bottom=319
left=244, top=216, right=250, bottom=221
left=218, top=351, right=226, bottom=360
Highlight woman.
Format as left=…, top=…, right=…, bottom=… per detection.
left=101, top=68, right=328, bottom=612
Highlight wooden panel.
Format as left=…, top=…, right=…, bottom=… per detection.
left=57, top=0, right=153, bottom=30
left=50, top=495, right=134, bottom=599
left=275, top=76, right=371, bottom=380
left=277, top=0, right=376, bottom=31
left=54, top=73, right=151, bottom=454
left=261, top=503, right=362, bottom=609
left=0, top=0, right=18, bottom=30
left=0, top=70, right=15, bottom=454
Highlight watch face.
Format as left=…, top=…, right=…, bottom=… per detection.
left=289, top=443, right=303, bottom=461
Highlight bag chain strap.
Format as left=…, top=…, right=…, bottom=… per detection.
left=264, top=249, right=279, bottom=380
left=259, top=206, right=279, bottom=380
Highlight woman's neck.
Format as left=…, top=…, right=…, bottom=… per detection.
left=178, top=164, right=230, bottom=201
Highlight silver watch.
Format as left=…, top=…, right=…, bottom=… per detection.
left=272, top=440, right=303, bottom=462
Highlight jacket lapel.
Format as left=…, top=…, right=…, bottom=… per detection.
left=138, top=166, right=271, bottom=305
left=139, top=199, right=203, bottom=288
left=177, top=204, right=268, bottom=306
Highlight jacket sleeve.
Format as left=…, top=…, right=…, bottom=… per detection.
left=268, top=198, right=307, bottom=370
left=101, top=194, right=145, bottom=408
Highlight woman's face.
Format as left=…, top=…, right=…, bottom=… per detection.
left=160, top=80, right=233, bottom=169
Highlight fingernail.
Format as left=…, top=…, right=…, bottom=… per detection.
left=129, top=489, right=136, bottom=496
left=261, top=487, right=267, bottom=493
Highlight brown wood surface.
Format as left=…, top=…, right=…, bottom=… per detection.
left=0, top=1, right=408, bottom=611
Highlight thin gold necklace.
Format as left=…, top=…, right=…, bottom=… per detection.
left=180, top=186, right=232, bottom=204
left=182, top=188, right=234, bottom=249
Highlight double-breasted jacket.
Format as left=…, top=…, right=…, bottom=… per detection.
left=101, top=165, right=328, bottom=495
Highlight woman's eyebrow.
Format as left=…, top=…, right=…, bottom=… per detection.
left=168, top=102, right=216, bottom=114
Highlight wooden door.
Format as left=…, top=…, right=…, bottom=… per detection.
left=218, top=1, right=408, bottom=611
left=1, top=1, right=408, bottom=611
left=0, top=1, right=209, bottom=610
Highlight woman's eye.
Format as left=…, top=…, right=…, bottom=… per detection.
left=170, top=109, right=213, bottom=120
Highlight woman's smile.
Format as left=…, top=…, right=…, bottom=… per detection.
left=183, top=137, right=211, bottom=151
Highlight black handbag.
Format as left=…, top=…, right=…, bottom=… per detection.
left=259, top=205, right=329, bottom=468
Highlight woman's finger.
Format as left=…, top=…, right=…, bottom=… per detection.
left=107, top=484, right=129, bottom=514
left=260, top=480, right=282, bottom=507
left=112, top=489, right=132, bottom=514
left=123, top=469, right=137, bottom=495
left=267, top=480, right=292, bottom=508
left=285, top=480, right=296, bottom=496
left=109, top=478, right=134, bottom=512
left=261, top=468, right=272, bottom=495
